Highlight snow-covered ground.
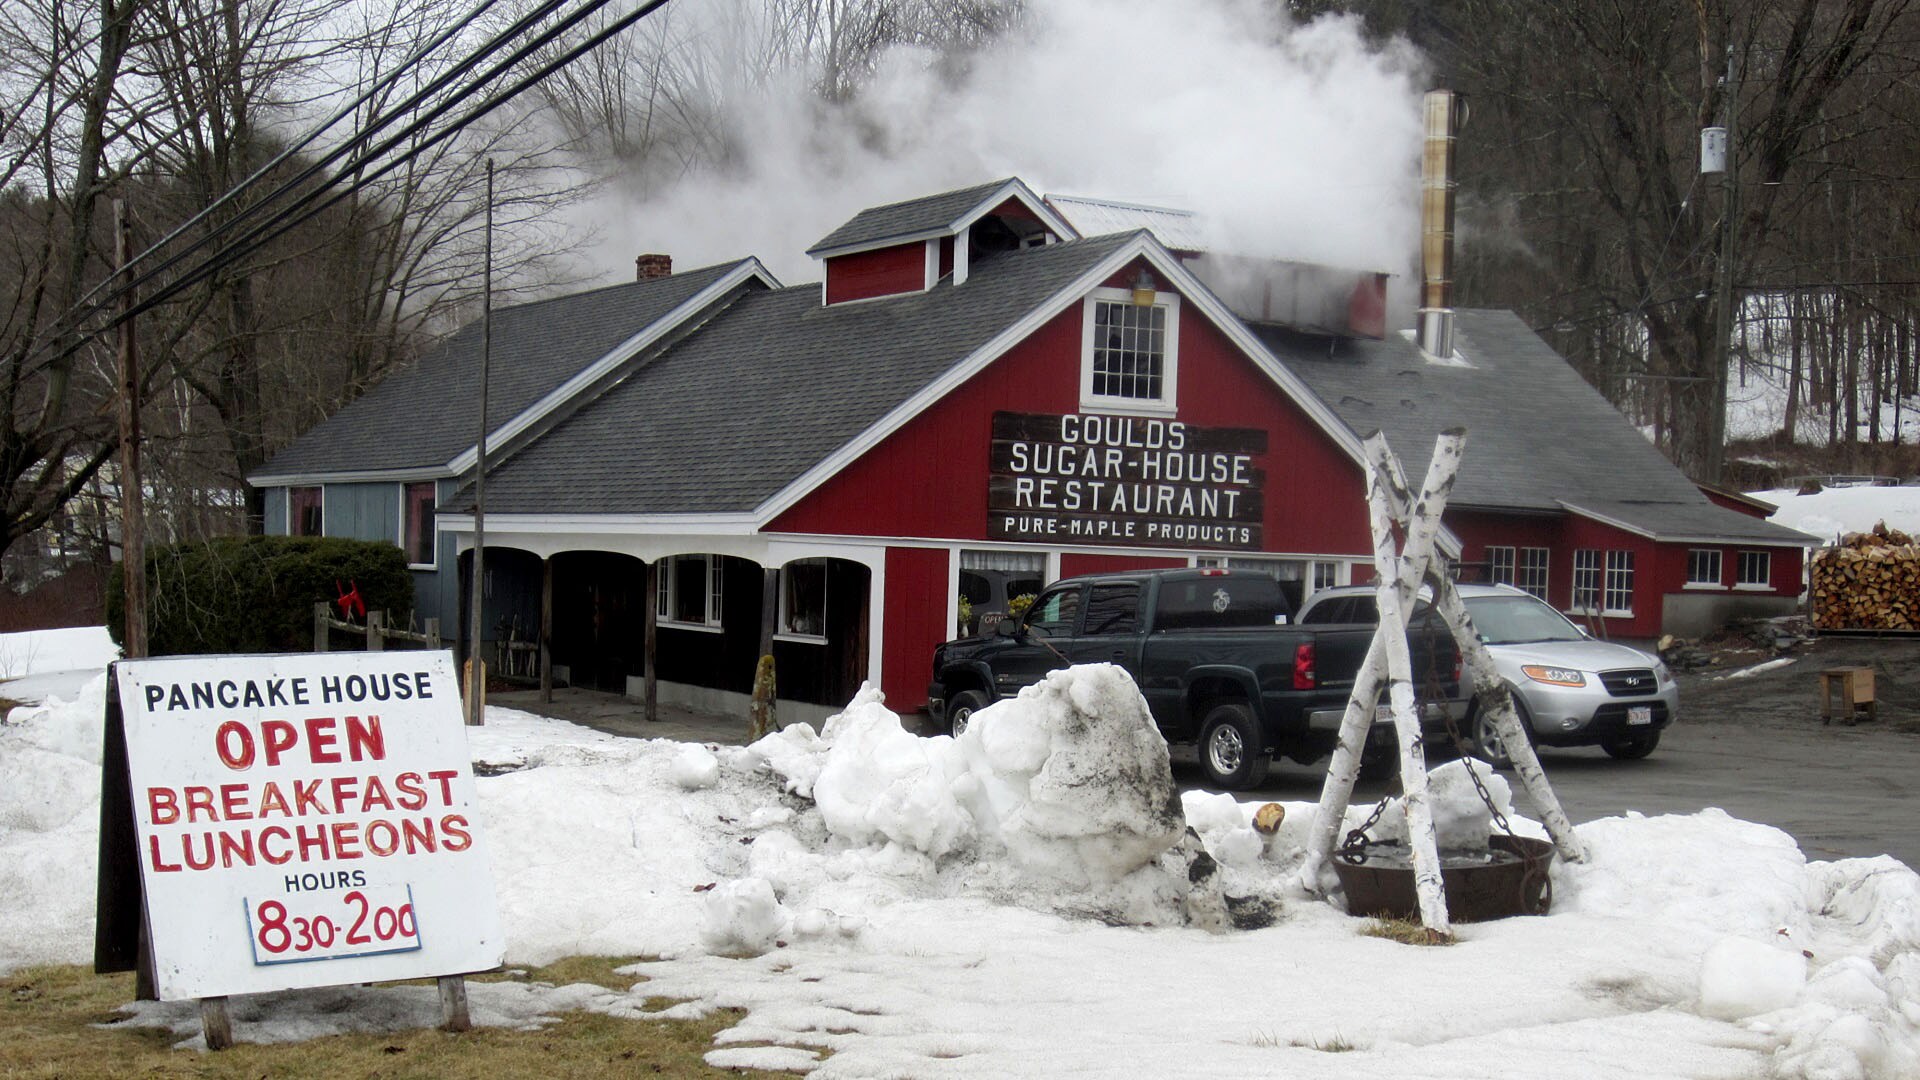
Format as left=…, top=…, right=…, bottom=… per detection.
left=0, top=625, right=118, bottom=705
left=1752, top=484, right=1920, bottom=544
left=6, top=640, right=1920, bottom=1079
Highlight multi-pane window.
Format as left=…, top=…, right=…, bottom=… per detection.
left=1486, top=546, right=1516, bottom=586
left=1604, top=550, right=1635, bottom=613
left=1312, top=561, right=1340, bottom=592
left=1516, top=548, right=1549, bottom=599
left=289, top=486, right=323, bottom=536
left=1687, top=548, right=1723, bottom=587
left=658, top=554, right=723, bottom=627
left=403, top=482, right=436, bottom=566
left=1090, top=299, right=1167, bottom=400
left=781, top=559, right=827, bottom=638
left=1737, top=550, right=1772, bottom=587
left=1572, top=549, right=1602, bottom=612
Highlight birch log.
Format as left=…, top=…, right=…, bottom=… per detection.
left=1299, top=431, right=1463, bottom=896
left=1424, top=576, right=1587, bottom=862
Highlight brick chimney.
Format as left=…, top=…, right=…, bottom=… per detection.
left=635, top=253, right=672, bottom=281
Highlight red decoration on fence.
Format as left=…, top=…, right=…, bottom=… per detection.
left=334, top=580, right=366, bottom=622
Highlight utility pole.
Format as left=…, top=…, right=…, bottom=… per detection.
left=466, top=159, right=493, bottom=725
left=1706, top=43, right=1738, bottom=483
left=115, top=199, right=147, bottom=660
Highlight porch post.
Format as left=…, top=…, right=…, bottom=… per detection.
left=750, top=566, right=779, bottom=739
left=643, top=560, right=658, bottom=722
left=539, top=556, right=553, bottom=704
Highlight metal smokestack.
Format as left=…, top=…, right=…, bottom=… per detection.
left=1418, top=90, right=1468, bottom=358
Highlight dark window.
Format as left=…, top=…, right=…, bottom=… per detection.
left=782, top=560, right=827, bottom=637
left=1026, top=586, right=1082, bottom=637
left=289, top=486, right=322, bottom=536
left=1300, top=597, right=1350, bottom=625
left=403, top=482, right=436, bottom=565
left=1155, top=575, right=1291, bottom=629
left=1082, top=584, right=1142, bottom=636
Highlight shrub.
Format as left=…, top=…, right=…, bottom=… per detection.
left=107, top=536, right=415, bottom=656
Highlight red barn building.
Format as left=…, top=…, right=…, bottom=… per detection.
left=253, top=176, right=1815, bottom=724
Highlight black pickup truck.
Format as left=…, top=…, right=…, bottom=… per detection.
left=926, top=568, right=1461, bottom=789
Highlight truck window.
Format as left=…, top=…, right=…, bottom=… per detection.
left=1155, top=576, right=1291, bottom=629
left=1026, top=586, right=1082, bottom=637
left=1301, top=597, right=1349, bottom=624
left=1082, top=583, right=1141, bottom=636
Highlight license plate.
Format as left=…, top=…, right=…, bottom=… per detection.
left=1627, top=705, right=1653, bottom=726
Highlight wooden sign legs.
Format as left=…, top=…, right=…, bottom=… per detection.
left=196, top=976, right=472, bottom=1050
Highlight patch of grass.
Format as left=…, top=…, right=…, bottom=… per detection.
left=471, top=955, right=649, bottom=992
left=0, top=695, right=24, bottom=718
left=1250, top=1029, right=1356, bottom=1052
left=2, top=962, right=800, bottom=1079
left=1359, top=917, right=1456, bottom=946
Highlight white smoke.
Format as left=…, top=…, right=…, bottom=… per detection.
left=568, top=0, right=1428, bottom=293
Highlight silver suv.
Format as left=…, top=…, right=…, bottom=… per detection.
left=1297, top=582, right=1677, bottom=764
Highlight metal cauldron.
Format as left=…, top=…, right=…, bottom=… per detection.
left=1333, top=834, right=1555, bottom=922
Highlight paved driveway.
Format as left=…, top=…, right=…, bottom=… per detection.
left=1194, top=637, right=1920, bottom=868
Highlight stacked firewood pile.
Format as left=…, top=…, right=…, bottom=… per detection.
left=1811, top=522, right=1920, bottom=630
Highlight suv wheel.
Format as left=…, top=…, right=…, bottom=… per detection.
left=1472, top=694, right=1532, bottom=770
left=947, top=690, right=990, bottom=738
left=1199, top=702, right=1270, bottom=790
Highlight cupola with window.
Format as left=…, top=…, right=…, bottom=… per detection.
left=806, top=178, right=1078, bottom=304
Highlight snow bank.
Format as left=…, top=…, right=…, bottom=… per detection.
left=0, top=625, right=118, bottom=680
left=8, top=654, right=1920, bottom=1079
left=1754, top=485, right=1920, bottom=544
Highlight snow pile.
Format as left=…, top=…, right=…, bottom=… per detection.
left=0, top=625, right=118, bottom=680
left=1365, top=758, right=1514, bottom=850
left=8, top=639, right=1920, bottom=1078
left=760, top=666, right=1185, bottom=887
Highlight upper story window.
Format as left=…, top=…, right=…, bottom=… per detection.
left=1081, top=286, right=1179, bottom=413
left=403, top=482, right=437, bottom=567
left=289, top=486, right=323, bottom=537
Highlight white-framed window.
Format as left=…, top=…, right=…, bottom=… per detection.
left=1737, top=550, right=1772, bottom=589
left=780, top=559, right=827, bottom=641
left=1080, top=286, right=1179, bottom=413
left=657, top=554, right=723, bottom=628
left=1486, top=545, right=1516, bottom=586
left=402, top=481, right=437, bottom=568
left=288, top=486, right=323, bottom=536
left=1312, top=560, right=1340, bottom=592
left=1604, top=550, right=1635, bottom=614
left=1516, top=547, right=1549, bottom=599
left=1686, top=548, right=1723, bottom=588
left=1571, top=549, right=1602, bottom=613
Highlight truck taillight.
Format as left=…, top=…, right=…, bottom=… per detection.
left=1453, top=652, right=1463, bottom=684
left=1293, top=643, right=1316, bottom=690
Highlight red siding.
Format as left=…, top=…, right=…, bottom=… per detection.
left=1559, top=515, right=1662, bottom=638
left=825, top=243, right=924, bottom=304
left=1060, top=553, right=1187, bottom=578
left=882, top=545, right=949, bottom=710
left=768, top=278, right=1373, bottom=559
left=1699, top=486, right=1777, bottom=519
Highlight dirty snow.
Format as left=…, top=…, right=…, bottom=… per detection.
left=6, top=642, right=1920, bottom=1078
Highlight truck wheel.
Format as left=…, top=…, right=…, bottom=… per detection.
left=1199, top=703, right=1270, bottom=790
left=1601, top=731, right=1660, bottom=760
left=947, top=690, right=990, bottom=738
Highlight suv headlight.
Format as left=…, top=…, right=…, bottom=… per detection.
left=1522, top=665, right=1586, bottom=687
left=1654, top=660, right=1674, bottom=684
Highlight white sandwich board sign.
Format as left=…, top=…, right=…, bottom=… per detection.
left=108, top=650, right=502, bottom=1000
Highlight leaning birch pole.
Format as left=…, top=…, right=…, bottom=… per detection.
left=1299, top=430, right=1462, bottom=898
left=1423, top=577, right=1586, bottom=862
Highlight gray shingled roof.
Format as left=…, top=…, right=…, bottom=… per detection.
left=253, top=262, right=745, bottom=477
left=452, top=233, right=1138, bottom=515
left=1268, top=311, right=1817, bottom=544
left=806, top=178, right=1017, bottom=255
